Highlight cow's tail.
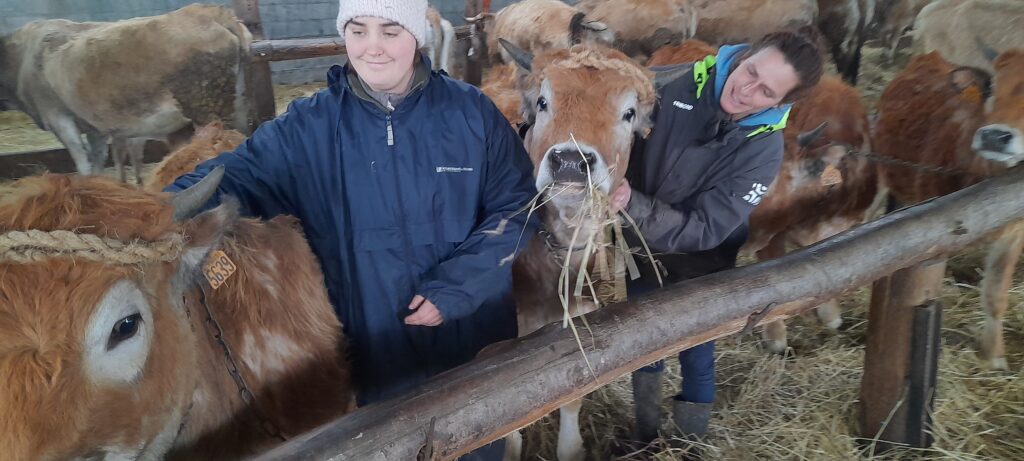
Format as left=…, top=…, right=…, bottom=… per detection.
left=439, top=18, right=455, bottom=72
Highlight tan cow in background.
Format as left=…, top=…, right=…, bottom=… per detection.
left=913, top=0, right=1024, bottom=73
left=0, top=4, right=252, bottom=180
left=576, top=0, right=700, bottom=61
left=692, top=0, right=818, bottom=44
left=485, top=0, right=614, bottom=64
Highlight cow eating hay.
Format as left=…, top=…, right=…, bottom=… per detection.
left=484, top=40, right=685, bottom=461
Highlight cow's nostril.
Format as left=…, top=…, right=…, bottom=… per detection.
left=982, top=129, right=1015, bottom=148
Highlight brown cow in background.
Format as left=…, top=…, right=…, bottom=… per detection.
left=874, top=49, right=1024, bottom=368
left=648, top=39, right=879, bottom=352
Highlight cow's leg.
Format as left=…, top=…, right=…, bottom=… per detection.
left=124, top=138, right=148, bottom=185
left=980, top=225, right=1024, bottom=369
left=502, top=430, right=523, bottom=461
left=815, top=299, right=843, bottom=330
left=556, top=398, right=584, bottom=461
left=85, top=131, right=109, bottom=173
left=45, top=116, right=93, bottom=174
left=111, top=138, right=128, bottom=182
left=758, top=234, right=790, bottom=353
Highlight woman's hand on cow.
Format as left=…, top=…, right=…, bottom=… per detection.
left=610, top=179, right=632, bottom=212
left=405, top=295, right=444, bottom=326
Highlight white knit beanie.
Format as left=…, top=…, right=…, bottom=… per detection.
left=336, top=0, right=427, bottom=46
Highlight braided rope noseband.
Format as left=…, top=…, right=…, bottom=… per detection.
left=0, top=229, right=184, bottom=265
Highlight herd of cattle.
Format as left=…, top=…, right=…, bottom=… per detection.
left=0, top=0, right=1022, bottom=459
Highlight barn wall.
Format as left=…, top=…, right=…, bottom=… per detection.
left=0, top=0, right=524, bottom=84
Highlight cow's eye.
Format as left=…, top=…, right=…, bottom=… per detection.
left=537, top=96, right=548, bottom=112
left=623, top=108, right=636, bottom=122
left=107, top=313, right=142, bottom=350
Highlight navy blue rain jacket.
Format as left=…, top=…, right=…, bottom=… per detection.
left=166, top=57, right=538, bottom=403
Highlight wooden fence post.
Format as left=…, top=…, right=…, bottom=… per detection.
left=233, top=0, right=277, bottom=132
left=859, top=257, right=946, bottom=453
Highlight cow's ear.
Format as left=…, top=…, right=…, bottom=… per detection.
left=949, top=66, right=993, bottom=103
left=174, top=197, right=239, bottom=286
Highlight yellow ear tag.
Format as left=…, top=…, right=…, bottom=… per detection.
left=820, top=164, right=843, bottom=186
left=203, top=250, right=237, bottom=290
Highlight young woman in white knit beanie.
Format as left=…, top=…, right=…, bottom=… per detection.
left=166, top=2, right=536, bottom=460
left=336, top=0, right=427, bottom=96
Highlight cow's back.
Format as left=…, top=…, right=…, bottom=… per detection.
left=915, top=0, right=1024, bottom=73
left=693, top=0, right=818, bottom=44
left=647, top=39, right=717, bottom=66
left=874, top=51, right=999, bottom=204
left=37, top=5, right=251, bottom=135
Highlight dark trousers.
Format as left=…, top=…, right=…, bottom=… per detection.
left=636, top=341, right=716, bottom=404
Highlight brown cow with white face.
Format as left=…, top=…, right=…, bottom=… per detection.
left=874, top=49, right=1024, bottom=368
left=0, top=165, right=353, bottom=457
left=484, top=41, right=683, bottom=461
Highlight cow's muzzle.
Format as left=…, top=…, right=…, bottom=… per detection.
left=973, top=124, right=1024, bottom=167
left=548, top=147, right=598, bottom=183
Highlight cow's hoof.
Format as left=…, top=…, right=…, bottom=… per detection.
left=989, top=356, right=1009, bottom=370
left=764, top=339, right=788, bottom=355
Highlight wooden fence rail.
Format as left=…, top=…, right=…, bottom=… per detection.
left=249, top=26, right=475, bottom=62
left=253, top=168, right=1024, bottom=460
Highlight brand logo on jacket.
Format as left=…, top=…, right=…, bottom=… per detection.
left=672, top=100, right=694, bottom=111
left=743, top=182, right=768, bottom=205
left=436, top=166, right=474, bottom=173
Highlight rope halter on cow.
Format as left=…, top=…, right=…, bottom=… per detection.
left=0, top=229, right=184, bottom=265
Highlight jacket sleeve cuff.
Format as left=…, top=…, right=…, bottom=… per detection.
left=422, top=289, right=474, bottom=322
left=625, top=188, right=654, bottom=225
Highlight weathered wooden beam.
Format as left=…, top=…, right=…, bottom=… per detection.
left=233, top=0, right=276, bottom=130
left=860, top=257, right=945, bottom=454
left=250, top=37, right=345, bottom=62
left=0, top=143, right=169, bottom=180
left=255, top=166, right=1024, bottom=461
left=249, top=27, right=475, bottom=62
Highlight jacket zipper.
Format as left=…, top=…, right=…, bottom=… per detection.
left=386, top=114, right=394, bottom=146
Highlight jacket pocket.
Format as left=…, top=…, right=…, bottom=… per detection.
left=353, top=220, right=475, bottom=252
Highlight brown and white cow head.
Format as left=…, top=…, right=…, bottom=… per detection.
left=968, top=47, right=1024, bottom=167
left=0, top=170, right=231, bottom=460
left=500, top=40, right=685, bottom=245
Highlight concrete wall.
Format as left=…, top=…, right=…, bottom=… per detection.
left=0, top=0, right=524, bottom=83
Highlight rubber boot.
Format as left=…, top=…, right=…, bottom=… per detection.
left=631, top=369, right=663, bottom=443
left=671, top=399, right=712, bottom=459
